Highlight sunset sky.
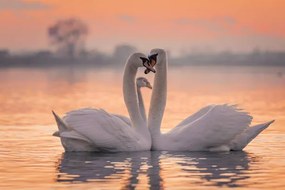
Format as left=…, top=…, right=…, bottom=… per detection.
left=0, top=0, right=285, bottom=55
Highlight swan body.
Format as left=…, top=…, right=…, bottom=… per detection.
left=53, top=53, right=153, bottom=152
left=53, top=108, right=147, bottom=152
left=147, top=48, right=274, bottom=151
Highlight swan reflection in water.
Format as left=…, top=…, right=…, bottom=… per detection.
left=56, top=151, right=255, bottom=188
left=169, top=151, right=253, bottom=187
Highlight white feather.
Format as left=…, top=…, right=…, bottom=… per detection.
left=157, top=105, right=252, bottom=151
left=229, top=120, right=275, bottom=150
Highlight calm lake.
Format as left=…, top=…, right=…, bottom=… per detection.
left=0, top=65, right=285, bottom=189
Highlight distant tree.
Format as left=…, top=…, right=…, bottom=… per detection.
left=48, top=18, right=88, bottom=58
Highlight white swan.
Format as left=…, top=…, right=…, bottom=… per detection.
left=52, top=53, right=155, bottom=152
left=146, top=48, right=274, bottom=151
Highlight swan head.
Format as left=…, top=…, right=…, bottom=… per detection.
left=136, top=77, right=152, bottom=89
left=144, top=48, right=166, bottom=74
left=128, top=52, right=156, bottom=73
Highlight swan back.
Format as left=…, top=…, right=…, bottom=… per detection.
left=164, top=105, right=252, bottom=151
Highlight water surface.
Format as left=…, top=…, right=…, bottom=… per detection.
left=0, top=66, right=285, bottom=189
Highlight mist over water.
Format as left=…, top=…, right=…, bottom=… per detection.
left=0, top=65, right=285, bottom=189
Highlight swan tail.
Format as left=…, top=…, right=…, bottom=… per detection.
left=230, top=120, right=275, bottom=150
left=52, top=110, right=70, bottom=132
left=52, top=111, right=94, bottom=151
left=53, top=131, right=60, bottom=137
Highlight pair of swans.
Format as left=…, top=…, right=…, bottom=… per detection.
left=53, top=49, right=274, bottom=152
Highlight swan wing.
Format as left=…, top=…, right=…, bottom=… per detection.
left=175, top=105, right=214, bottom=128
left=63, top=108, right=141, bottom=151
left=112, top=114, right=132, bottom=126
left=59, top=130, right=93, bottom=143
left=229, top=120, right=274, bottom=150
left=168, top=105, right=252, bottom=150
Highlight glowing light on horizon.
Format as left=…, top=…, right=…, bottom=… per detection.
left=0, top=0, right=284, bottom=53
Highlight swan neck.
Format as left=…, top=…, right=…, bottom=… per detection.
left=137, top=85, right=147, bottom=122
left=148, top=53, right=167, bottom=142
left=123, top=61, right=146, bottom=132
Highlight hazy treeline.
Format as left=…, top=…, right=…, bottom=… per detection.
left=1, top=17, right=284, bottom=68
left=173, top=49, right=285, bottom=66
left=0, top=44, right=137, bottom=68
left=1, top=46, right=285, bottom=69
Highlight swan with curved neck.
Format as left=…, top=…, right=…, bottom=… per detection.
left=52, top=53, right=155, bottom=152
left=147, top=48, right=274, bottom=151
left=136, top=77, right=152, bottom=121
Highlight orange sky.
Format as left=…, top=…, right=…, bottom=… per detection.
left=0, top=0, right=285, bottom=55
